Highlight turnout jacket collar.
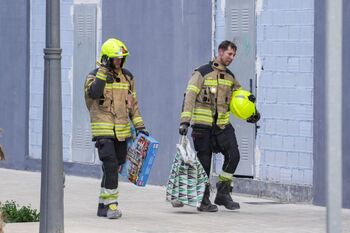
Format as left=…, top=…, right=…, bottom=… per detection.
left=180, top=59, right=241, bottom=129
left=211, top=58, right=227, bottom=71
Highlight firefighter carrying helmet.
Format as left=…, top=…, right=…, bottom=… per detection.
left=230, top=89, right=256, bottom=120
left=100, top=38, right=129, bottom=64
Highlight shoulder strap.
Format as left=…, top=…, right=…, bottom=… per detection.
left=195, top=63, right=214, bottom=77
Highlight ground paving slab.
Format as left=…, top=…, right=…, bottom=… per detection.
left=1, top=169, right=349, bottom=233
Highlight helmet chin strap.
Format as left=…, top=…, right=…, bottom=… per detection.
left=120, top=58, right=125, bottom=68
left=108, top=58, right=116, bottom=70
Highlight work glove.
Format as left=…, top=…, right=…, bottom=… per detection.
left=248, top=94, right=256, bottom=103
left=98, top=57, right=114, bottom=83
left=179, top=123, right=189, bottom=136
left=100, top=55, right=113, bottom=69
left=136, top=127, right=149, bottom=136
left=247, top=110, right=260, bottom=124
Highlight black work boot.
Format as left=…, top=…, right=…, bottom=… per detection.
left=214, top=181, right=240, bottom=210
left=97, top=202, right=122, bottom=219
left=97, top=203, right=107, bottom=217
left=197, top=184, right=218, bottom=212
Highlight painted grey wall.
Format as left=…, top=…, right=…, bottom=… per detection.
left=313, top=0, right=326, bottom=207
left=102, top=0, right=212, bottom=185
left=0, top=1, right=29, bottom=169
left=314, top=0, right=350, bottom=208
left=342, top=0, right=350, bottom=208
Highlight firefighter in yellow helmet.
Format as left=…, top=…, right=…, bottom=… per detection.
left=179, top=40, right=260, bottom=212
left=84, top=38, right=148, bottom=219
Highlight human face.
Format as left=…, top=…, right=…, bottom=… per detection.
left=112, top=58, right=122, bottom=70
left=218, top=47, right=236, bottom=66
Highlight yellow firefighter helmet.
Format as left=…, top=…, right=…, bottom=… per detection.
left=230, top=89, right=256, bottom=120
left=100, top=38, right=129, bottom=59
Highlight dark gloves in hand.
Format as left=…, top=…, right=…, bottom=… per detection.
left=248, top=94, right=256, bottom=103
left=100, top=55, right=112, bottom=69
left=179, top=123, right=189, bottom=136
left=98, top=60, right=114, bottom=83
left=100, top=55, right=114, bottom=83
left=136, top=127, right=149, bottom=136
left=247, top=110, right=260, bottom=123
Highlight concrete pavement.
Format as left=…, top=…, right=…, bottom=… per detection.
left=1, top=168, right=349, bottom=233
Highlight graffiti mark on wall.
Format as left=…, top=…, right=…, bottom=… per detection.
left=233, top=35, right=251, bottom=57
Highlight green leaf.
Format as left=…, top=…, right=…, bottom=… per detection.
left=0, top=200, right=40, bottom=223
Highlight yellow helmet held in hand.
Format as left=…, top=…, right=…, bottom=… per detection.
left=230, top=89, right=256, bottom=120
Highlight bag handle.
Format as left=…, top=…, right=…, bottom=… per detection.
left=179, top=135, right=186, bottom=145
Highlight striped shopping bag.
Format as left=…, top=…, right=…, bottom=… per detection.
left=166, top=136, right=208, bottom=207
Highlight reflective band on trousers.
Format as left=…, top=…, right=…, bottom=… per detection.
left=99, top=187, right=119, bottom=205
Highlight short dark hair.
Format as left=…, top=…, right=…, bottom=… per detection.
left=218, top=40, right=237, bottom=52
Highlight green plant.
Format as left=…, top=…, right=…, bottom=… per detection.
left=0, top=200, right=40, bottom=223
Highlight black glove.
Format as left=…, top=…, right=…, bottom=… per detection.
left=97, top=58, right=114, bottom=83
left=136, top=127, right=149, bottom=136
left=248, top=94, right=256, bottom=103
left=179, top=123, right=189, bottom=136
left=100, top=55, right=113, bottom=69
left=247, top=110, right=260, bottom=123
left=100, top=55, right=114, bottom=83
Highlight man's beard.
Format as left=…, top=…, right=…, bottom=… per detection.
left=224, top=60, right=232, bottom=66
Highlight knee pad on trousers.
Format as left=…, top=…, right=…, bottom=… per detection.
left=222, top=144, right=240, bottom=174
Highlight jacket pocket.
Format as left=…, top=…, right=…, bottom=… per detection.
left=197, top=86, right=212, bottom=104
left=99, top=89, right=113, bottom=112
left=126, top=91, right=134, bottom=112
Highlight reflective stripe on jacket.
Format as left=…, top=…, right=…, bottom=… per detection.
left=180, top=59, right=241, bottom=129
left=84, top=67, right=144, bottom=141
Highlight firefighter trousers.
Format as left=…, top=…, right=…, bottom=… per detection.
left=191, top=124, right=240, bottom=177
left=95, top=138, right=127, bottom=191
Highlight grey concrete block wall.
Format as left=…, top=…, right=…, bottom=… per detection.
left=0, top=1, right=30, bottom=169
left=29, top=0, right=74, bottom=161
left=29, top=0, right=45, bottom=160
left=256, top=0, right=314, bottom=185
left=102, top=0, right=212, bottom=185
